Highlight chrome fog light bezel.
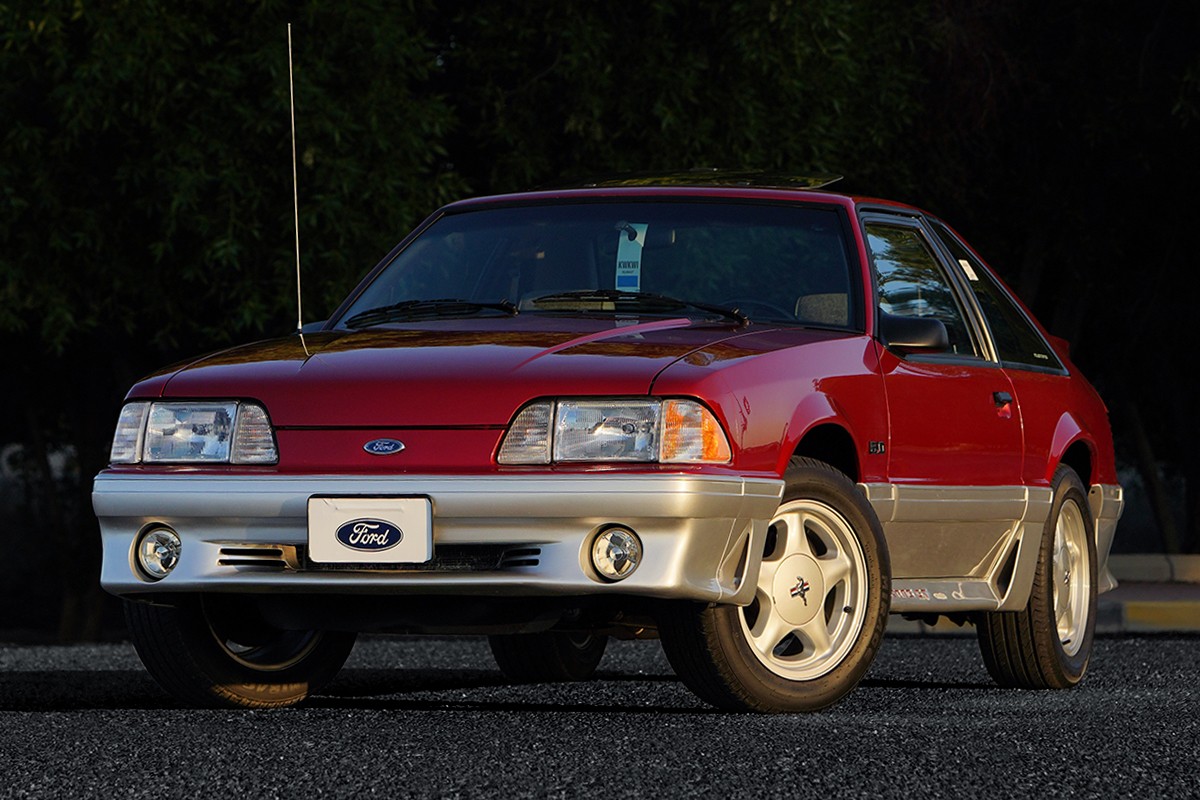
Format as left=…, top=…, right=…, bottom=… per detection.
left=135, top=527, right=182, bottom=581
left=591, top=526, right=642, bottom=582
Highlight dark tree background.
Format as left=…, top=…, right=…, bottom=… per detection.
left=1, top=0, right=1196, bottom=638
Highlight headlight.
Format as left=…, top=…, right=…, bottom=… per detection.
left=145, top=402, right=236, bottom=462
left=497, top=398, right=731, bottom=465
left=555, top=400, right=660, bottom=462
left=108, top=401, right=279, bottom=465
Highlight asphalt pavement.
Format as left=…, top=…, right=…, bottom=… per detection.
left=2, top=554, right=1196, bottom=797
left=1, top=632, right=1196, bottom=798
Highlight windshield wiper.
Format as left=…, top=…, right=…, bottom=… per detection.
left=529, top=290, right=749, bottom=326
left=343, top=298, right=518, bottom=329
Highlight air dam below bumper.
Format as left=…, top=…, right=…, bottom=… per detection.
left=94, top=472, right=784, bottom=604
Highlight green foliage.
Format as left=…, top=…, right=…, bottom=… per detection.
left=440, top=1, right=927, bottom=194
left=1, top=0, right=464, bottom=353
left=1, top=0, right=933, bottom=356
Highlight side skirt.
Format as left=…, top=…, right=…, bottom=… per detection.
left=859, top=483, right=1053, bottom=614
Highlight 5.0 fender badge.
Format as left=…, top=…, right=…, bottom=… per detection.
left=363, top=438, right=406, bottom=455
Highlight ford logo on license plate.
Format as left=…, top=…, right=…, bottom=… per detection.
left=363, top=438, right=405, bottom=455
left=336, top=519, right=404, bottom=551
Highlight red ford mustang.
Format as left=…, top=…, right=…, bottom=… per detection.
left=94, top=175, right=1123, bottom=711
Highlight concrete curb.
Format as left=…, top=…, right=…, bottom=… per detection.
left=1095, top=582, right=1200, bottom=633
left=1108, top=554, right=1200, bottom=583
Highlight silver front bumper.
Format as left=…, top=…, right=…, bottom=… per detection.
left=94, top=472, right=784, bottom=604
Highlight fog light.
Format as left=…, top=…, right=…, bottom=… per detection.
left=137, top=528, right=181, bottom=580
left=592, top=527, right=642, bottom=581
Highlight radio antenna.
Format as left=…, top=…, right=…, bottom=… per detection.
left=287, top=23, right=304, bottom=336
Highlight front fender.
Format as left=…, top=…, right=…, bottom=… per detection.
left=775, top=392, right=861, bottom=476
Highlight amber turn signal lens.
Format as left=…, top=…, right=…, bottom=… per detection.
left=661, top=399, right=732, bottom=463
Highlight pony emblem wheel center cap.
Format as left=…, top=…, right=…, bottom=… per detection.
left=790, top=576, right=811, bottom=605
left=773, top=554, right=825, bottom=625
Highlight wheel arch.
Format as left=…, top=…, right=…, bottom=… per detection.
left=1058, top=440, right=1094, bottom=487
left=785, top=421, right=860, bottom=482
left=1048, top=412, right=1095, bottom=486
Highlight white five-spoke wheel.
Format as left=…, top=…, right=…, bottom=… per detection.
left=977, top=465, right=1097, bottom=689
left=1053, top=496, right=1090, bottom=657
left=740, top=499, right=868, bottom=681
left=659, top=457, right=890, bottom=713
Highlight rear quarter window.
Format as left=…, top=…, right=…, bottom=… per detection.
left=930, top=222, right=1063, bottom=372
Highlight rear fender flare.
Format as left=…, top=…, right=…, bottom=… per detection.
left=1046, top=413, right=1095, bottom=485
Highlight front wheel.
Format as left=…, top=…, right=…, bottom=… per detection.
left=977, top=465, right=1097, bottom=688
left=125, top=596, right=356, bottom=708
left=659, top=458, right=890, bottom=712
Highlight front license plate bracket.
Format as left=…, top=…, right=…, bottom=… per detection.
left=307, top=496, right=432, bottom=564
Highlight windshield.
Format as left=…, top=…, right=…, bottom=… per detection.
left=336, top=201, right=857, bottom=328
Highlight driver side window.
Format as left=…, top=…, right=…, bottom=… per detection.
left=866, top=223, right=979, bottom=357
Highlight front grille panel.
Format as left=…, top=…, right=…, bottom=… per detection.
left=217, top=542, right=543, bottom=573
left=300, top=544, right=542, bottom=572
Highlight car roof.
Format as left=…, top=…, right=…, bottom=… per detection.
left=544, top=171, right=846, bottom=191
left=440, top=171, right=920, bottom=215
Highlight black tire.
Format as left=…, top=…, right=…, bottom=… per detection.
left=659, top=457, right=890, bottom=712
left=977, top=465, right=1097, bottom=689
left=488, top=632, right=608, bottom=682
left=125, top=596, right=357, bottom=709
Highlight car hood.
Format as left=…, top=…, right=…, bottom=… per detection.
left=146, top=317, right=768, bottom=427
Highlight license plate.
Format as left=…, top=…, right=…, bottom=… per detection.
left=307, top=496, right=432, bottom=564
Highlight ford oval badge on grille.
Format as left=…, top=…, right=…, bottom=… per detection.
left=363, top=438, right=405, bottom=455
left=335, top=519, right=404, bottom=551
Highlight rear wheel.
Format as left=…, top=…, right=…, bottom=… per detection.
left=659, top=458, right=890, bottom=712
left=977, top=465, right=1096, bottom=688
left=125, top=596, right=356, bottom=708
left=488, top=631, right=609, bottom=682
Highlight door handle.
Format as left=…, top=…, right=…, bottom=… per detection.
left=993, top=391, right=1014, bottom=419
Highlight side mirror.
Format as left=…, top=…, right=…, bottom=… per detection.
left=299, top=320, right=328, bottom=334
left=879, top=311, right=949, bottom=353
